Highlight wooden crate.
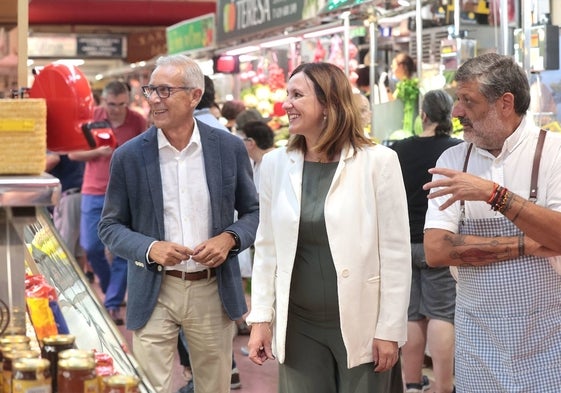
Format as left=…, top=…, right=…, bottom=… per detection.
left=0, top=99, right=46, bottom=175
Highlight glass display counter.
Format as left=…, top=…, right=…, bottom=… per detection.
left=1, top=174, right=155, bottom=392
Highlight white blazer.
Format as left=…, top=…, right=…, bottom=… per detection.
left=246, top=143, right=411, bottom=368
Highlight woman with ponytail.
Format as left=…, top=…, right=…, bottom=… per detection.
left=390, top=89, right=462, bottom=393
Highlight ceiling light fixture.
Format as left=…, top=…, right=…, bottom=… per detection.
left=224, top=45, right=261, bottom=56
left=303, top=26, right=347, bottom=39
left=53, top=59, right=85, bottom=66
left=260, top=36, right=302, bottom=48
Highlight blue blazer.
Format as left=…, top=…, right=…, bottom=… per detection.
left=98, top=121, right=259, bottom=330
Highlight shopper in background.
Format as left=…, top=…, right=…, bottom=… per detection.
left=70, top=80, right=146, bottom=325
left=246, top=62, right=411, bottom=393
left=209, top=101, right=222, bottom=120
left=231, top=119, right=277, bottom=360
left=353, top=93, right=372, bottom=137
left=391, top=89, right=462, bottom=393
left=98, top=54, right=259, bottom=393
left=235, top=108, right=269, bottom=132
left=46, top=152, right=93, bottom=282
left=391, top=52, right=415, bottom=83
left=423, top=53, right=561, bottom=391
left=221, top=100, right=246, bottom=132
left=388, top=52, right=416, bottom=100
left=238, top=120, right=275, bottom=193
left=194, top=76, right=229, bottom=132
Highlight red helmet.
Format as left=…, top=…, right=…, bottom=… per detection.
left=29, top=63, right=116, bottom=152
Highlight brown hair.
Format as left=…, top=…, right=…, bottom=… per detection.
left=286, top=62, right=373, bottom=160
left=395, top=53, right=416, bottom=79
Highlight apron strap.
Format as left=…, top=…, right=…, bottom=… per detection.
left=459, top=143, right=474, bottom=212
left=529, top=129, right=547, bottom=202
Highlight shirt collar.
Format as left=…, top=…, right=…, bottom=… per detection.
left=157, top=120, right=201, bottom=152
left=503, top=115, right=530, bottom=154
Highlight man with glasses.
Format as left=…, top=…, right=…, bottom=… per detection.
left=69, top=80, right=146, bottom=325
left=99, top=54, right=259, bottom=393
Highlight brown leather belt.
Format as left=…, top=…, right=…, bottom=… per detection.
left=165, top=268, right=216, bottom=281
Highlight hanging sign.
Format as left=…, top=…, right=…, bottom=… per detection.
left=77, top=36, right=125, bottom=58
left=217, top=0, right=322, bottom=44
left=167, top=14, right=216, bottom=54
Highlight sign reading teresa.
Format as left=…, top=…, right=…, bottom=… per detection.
left=217, top=0, right=326, bottom=44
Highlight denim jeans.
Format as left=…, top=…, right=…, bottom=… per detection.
left=80, top=194, right=127, bottom=310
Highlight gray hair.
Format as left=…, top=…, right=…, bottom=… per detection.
left=155, top=54, right=205, bottom=92
left=102, top=80, right=129, bottom=98
left=454, top=53, right=530, bottom=115
left=422, top=89, right=453, bottom=137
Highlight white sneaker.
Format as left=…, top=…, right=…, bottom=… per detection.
left=230, top=367, right=241, bottom=390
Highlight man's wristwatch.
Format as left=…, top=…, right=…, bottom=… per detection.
left=224, top=230, right=241, bottom=253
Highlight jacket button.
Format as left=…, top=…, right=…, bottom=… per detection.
left=157, top=265, right=163, bottom=272
left=342, top=269, right=350, bottom=278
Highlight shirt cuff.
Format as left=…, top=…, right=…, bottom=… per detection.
left=146, top=240, right=158, bottom=264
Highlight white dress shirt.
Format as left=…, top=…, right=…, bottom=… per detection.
left=157, top=124, right=212, bottom=272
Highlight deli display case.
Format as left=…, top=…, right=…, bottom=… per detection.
left=0, top=174, right=155, bottom=392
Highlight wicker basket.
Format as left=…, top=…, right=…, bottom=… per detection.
left=0, top=99, right=47, bottom=175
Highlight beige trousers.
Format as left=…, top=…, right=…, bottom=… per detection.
left=132, top=274, right=235, bottom=393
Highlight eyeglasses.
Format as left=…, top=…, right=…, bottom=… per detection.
left=141, top=85, right=195, bottom=99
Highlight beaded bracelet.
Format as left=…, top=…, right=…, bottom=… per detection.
left=487, top=182, right=499, bottom=204
left=498, top=191, right=514, bottom=214
left=490, top=186, right=509, bottom=211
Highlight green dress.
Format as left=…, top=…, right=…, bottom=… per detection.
left=279, top=161, right=395, bottom=393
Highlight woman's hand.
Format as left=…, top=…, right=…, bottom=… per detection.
left=372, top=339, right=398, bottom=373
left=247, top=323, right=275, bottom=365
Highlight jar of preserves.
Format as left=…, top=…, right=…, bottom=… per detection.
left=41, top=334, right=75, bottom=392
left=0, top=342, right=30, bottom=362
left=102, top=375, right=140, bottom=393
left=58, top=349, right=95, bottom=361
left=0, top=335, right=30, bottom=348
left=0, top=335, right=30, bottom=362
left=0, top=343, right=30, bottom=392
left=57, top=357, right=98, bottom=393
left=12, top=357, right=51, bottom=393
left=2, top=349, right=41, bottom=393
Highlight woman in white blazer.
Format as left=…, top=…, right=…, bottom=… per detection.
left=246, top=62, right=411, bottom=392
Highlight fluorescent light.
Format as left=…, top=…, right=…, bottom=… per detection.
left=303, top=26, right=346, bottom=39
left=397, top=0, right=410, bottom=5
left=225, top=46, right=261, bottom=56
left=260, top=36, right=302, bottom=48
left=53, top=59, right=85, bottom=66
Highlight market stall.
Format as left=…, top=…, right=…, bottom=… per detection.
left=0, top=63, right=155, bottom=392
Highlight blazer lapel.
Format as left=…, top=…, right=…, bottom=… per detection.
left=198, top=121, right=221, bottom=231
left=287, top=150, right=303, bottom=207
left=142, top=127, right=165, bottom=239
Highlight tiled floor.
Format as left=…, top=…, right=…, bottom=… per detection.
left=91, top=276, right=279, bottom=393
left=94, top=279, right=439, bottom=393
